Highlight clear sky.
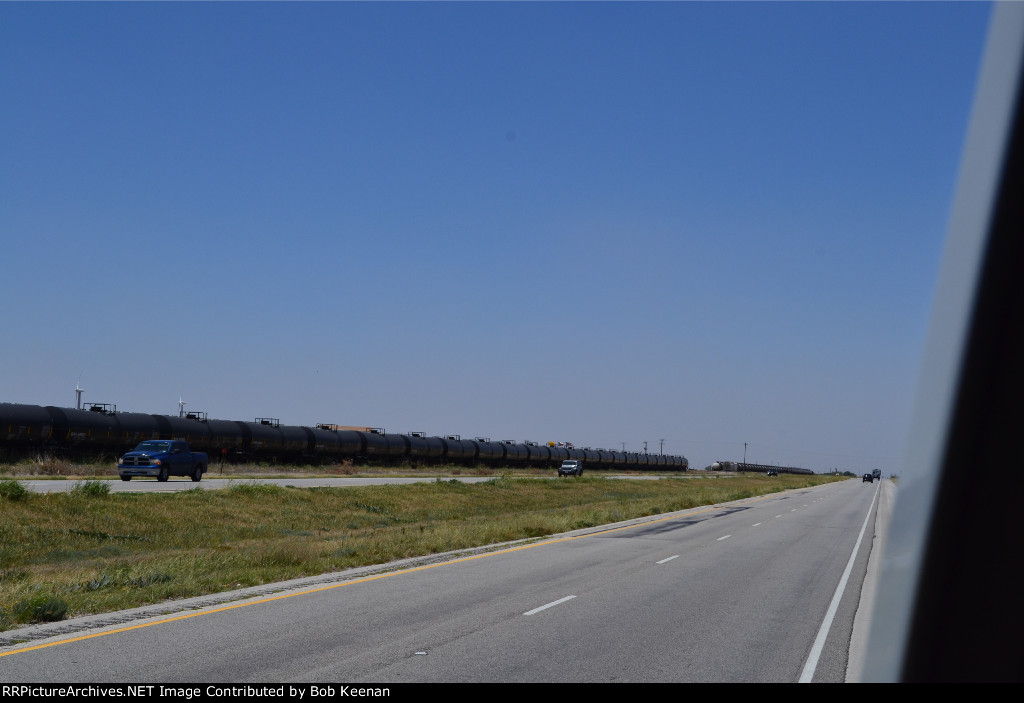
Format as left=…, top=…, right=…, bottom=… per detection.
left=0, top=1, right=992, bottom=473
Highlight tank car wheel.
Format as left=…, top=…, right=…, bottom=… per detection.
left=191, top=464, right=203, bottom=482
left=157, top=466, right=169, bottom=482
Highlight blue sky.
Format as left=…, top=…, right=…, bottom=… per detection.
left=1, top=2, right=991, bottom=472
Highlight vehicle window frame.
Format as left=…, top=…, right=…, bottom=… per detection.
left=863, top=2, right=1024, bottom=682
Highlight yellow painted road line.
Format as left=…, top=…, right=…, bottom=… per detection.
left=0, top=493, right=778, bottom=658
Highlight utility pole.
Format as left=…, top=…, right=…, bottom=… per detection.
left=744, top=442, right=748, bottom=465
left=659, top=438, right=665, bottom=455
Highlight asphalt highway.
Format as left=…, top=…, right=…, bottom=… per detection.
left=17, top=476, right=501, bottom=493
left=0, top=479, right=882, bottom=682
left=17, top=474, right=669, bottom=493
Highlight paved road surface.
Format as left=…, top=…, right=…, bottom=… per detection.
left=0, top=479, right=884, bottom=682
left=17, top=474, right=669, bottom=493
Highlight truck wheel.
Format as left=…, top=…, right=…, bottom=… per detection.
left=157, top=466, right=169, bottom=482
left=120, top=476, right=131, bottom=482
left=191, top=465, right=203, bottom=482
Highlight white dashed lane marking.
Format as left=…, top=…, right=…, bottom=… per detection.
left=524, top=595, right=576, bottom=616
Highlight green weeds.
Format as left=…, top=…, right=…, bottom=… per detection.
left=3, top=592, right=69, bottom=625
left=227, top=481, right=284, bottom=496
left=70, top=480, right=111, bottom=497
left=0, top=478, right=29, bottom=501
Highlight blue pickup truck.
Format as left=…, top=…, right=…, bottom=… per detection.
left=117, top=440, right=208, bottom=482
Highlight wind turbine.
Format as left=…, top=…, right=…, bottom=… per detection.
left=75, top=375, right=84, bottom=410
left=178, top=396, right=187, bottom=418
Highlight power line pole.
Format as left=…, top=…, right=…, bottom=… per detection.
left=744, top=442, right=748, bottom=465
left=660, top=438, right=664, bottom=455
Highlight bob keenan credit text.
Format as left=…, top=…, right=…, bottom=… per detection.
left=2, top=686, right=391, bottom=700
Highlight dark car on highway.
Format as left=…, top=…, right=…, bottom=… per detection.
left=558, top=460, right=583, bottom=477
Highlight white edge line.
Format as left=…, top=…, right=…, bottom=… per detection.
left=716, top=535, right=731, bottom=541
left=656, top=555, right=679, bottom=564
left=799, top=487, right=879, bottom=682
left=524, top=595, right=576, bottom=616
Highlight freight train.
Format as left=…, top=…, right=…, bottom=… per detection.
left=0, top=402, right=688, bottom=471
left=709, top=460, right=814, bottom=476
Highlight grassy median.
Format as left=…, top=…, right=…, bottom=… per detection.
left=0, top=473, right=843, bottom=632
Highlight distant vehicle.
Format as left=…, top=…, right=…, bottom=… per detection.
left=559, top=459, right=583, bottom=477
left=863, top=473, right=874, bottom=483
left=118, top=440, right=208, bottom=482
left=766, top=468, right=779, bottom=476
left=872, top=468, right=882, bottom=480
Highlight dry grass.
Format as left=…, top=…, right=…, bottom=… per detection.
left=0, top=473, right=843, bottom=630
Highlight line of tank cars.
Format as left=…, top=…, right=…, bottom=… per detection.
left=708, top=461, right=814, bottom=476
left=0, top=402, right=689, bottom=471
